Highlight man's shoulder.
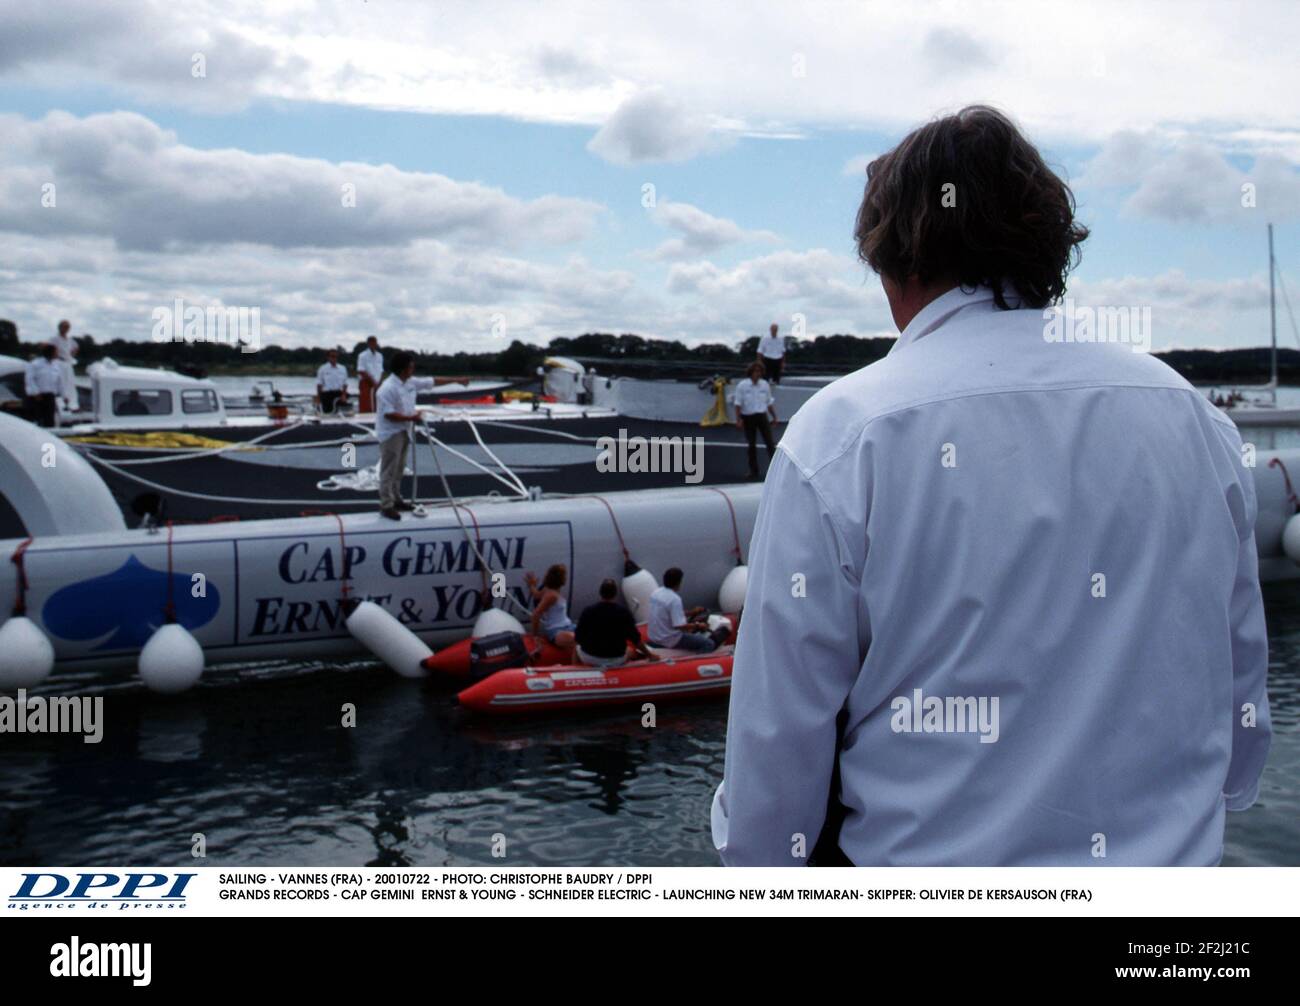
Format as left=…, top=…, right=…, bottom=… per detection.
left=778, top=314, right=1203, bottom=478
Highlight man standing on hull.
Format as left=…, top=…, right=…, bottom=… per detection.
left=49, top=319, right=78, bottom=411
left=26, top=343, right=62, bottom=428
left=357, top=335, right=384, bottom=413
left=757, top=322, right=785, bottom=384
left=316, top=349, right=349, bottom=415
left=712, top=105, right=1271, bottom=867
left=732, top=360, right=779, bottom=480
left=375, top=350, right=435, bottom=521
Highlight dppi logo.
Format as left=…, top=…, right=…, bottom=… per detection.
left=9, top=872, right=196, bottom=910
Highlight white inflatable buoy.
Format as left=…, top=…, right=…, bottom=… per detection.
left=1284, top=513, right=1300, bottom=563
left=622, top=561, right=658, bottom=619
left=0, top=615, right=56, bottom=690
left=346, top=600, right=432, bottom=678
left=718, top=564, right=749, bottom=613
left=473, top=606, right=525, bottom=637
left=138, top=623, right=205, bottom=694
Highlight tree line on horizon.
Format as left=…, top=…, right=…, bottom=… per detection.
left=0, top=317, right=1294, bottom=384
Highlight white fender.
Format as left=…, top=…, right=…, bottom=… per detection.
left=718, top=564, right=749, bottom=613
left=346, top=600, right=432, bottom=678
left=473, top=606, right=526, bottom=638
left=621, top=563, right=658, bottom=619
left=139, top=623, right=205, bottom=694
left=0, top=615, right=56, bottom=690
left=1283, top=513, right=1300, bottom=563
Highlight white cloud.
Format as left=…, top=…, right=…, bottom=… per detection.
left=0, top=229, right=1283, bottom=354
left=1082, top=132, right=1300, bottom=224
left=666, top=248, right=882, bottom=320
left=586, top=90, right=728, bottom=165
left=6, top=2, right=1297, bottom=159
left=0, top=111, right=603, bottom=251
left=920, top=28, right=996, bottom=73
left=1068, top=270, right=1274, bottom=352
left=0, top=0, right=305, bottom=112
left=648, top=201, right=778, bottom=259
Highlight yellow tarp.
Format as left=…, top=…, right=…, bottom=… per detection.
left=65, top=431, right=257, bottom=451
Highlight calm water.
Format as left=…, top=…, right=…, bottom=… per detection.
left=2, top=580, right=1297, bottom=867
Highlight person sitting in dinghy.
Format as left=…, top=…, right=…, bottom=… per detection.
left=648, top=567, right=726, bottom=653
left=575, top=579, right=652, bottom=668
left=525, top=564, right=577, bottom=652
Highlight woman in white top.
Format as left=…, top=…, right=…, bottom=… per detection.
left=526, top=563, right=577, bottom=652
left=731, top=361, right=779, bottom=479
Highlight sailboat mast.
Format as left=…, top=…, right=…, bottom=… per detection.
left=1270, top=222, right=1278, bottom=389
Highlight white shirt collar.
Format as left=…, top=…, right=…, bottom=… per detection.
left=889, top=284, right=1013, bottom=355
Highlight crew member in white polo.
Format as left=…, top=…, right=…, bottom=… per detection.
left=315, top=349, right=349, bottom=414
left=757, top=323, right=786, bottom=384
left=374, top=350, right=436, bottom=520
left=731, top=360, right=779, bottom=479
left=26, top=343, right=62, bottom=427
left=48, top=319, right=78, bottom=409
left=356, top=335, right=384, bottom=413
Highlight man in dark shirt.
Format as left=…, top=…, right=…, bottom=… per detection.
left=575, top=579, right=651, bottom=667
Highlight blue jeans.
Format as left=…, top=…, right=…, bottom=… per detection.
left=666, top=631, right=717, bottom=653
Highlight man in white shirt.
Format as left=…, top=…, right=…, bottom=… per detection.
left=374, top=350, right=436, bottom=520
left=647, top=568, right=720, bottom=653
left=48, top=319, right=78, bottom=409
left=26, top=344, right=62, bottom=427
left=757, top=323, right=786, bottom=384
left=730, top=360, right=779, bottom=479
left=712, top=105, right=1271, bottom=867
left=356, top=335, right=384, bottom=413
left=315, top=349, right=349, bottom=414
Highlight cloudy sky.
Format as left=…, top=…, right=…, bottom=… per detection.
left=1, top=0, right=1298, bottom=355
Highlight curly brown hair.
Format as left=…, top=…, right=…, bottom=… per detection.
left=854, top=105, right=1088, bottom=310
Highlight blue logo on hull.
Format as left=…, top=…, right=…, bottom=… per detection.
left=42, top=555, right=220, bottom=650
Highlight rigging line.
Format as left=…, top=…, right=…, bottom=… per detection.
left=82, top=449, right=526, bottom=512
left=418, top=425, right=530, bottom=498
left=706, top=486, right=744, bottom=563
left=423, top=423, right=531, bottom=616
left=461, top=415, right=528, bottom=497
left=9, top=537, right=34, bottom=616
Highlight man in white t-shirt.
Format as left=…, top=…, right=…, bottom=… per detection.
left=315, top=349, right=349, bottom=414
left=730, top=360, right=779, bottom=479
left=48, top=320, right=78, bottom=408
left=356, top=335, right=384, bottom=413
left=757, top=322, right=786, bottom=384
left=26, top=344, right=62, bottom=427
left=374, top=350, right=436, bottom=520
left=647, top=567, right=718, bottom=653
